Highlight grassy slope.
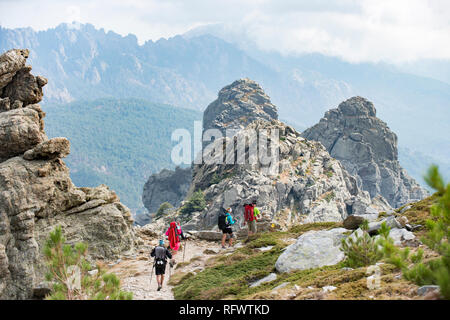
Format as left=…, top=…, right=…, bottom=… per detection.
left=171, top=196, right=441, bottom=300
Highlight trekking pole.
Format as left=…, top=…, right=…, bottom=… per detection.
left=149, top=260, right=155, bottom=288
left=182, top=237, right=187, bottom=262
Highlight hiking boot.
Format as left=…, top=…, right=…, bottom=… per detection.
left=221, top=245, right=226, bottom=249
left=157, top=285, right=161, bottom=291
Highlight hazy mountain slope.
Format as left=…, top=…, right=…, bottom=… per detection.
left=2, top=22, right=448, bottom=187
left=43, top=98, right=201, bottom=213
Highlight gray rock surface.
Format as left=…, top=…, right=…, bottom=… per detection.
left=417, top=285, right=440, bottom=296
left=250, top=273, right=277, bottom=288
left=302, top=96, right=428, bottom=208
left=140, top=166, right=192, bottom=224
left=275, top=228, right=348, bottom=273
left=0, top=49, right=135, bottom=299
left=186, top=119, right=382, bottom=231
left=202, top=78, right=278, bottom=149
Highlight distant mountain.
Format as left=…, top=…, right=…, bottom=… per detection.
left=2, top=22, right=448, bottom=196
left=43, top=98, right=201, bottom=214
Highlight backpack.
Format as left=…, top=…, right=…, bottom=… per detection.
left=154, top=246, right=167, bottom=265
left=218, top=210, right=227, bottom=230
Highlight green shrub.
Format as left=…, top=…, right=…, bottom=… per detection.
left=43, top=226, right=133, bottom=300
left=324, top=191, right=336, bottom=203
left=340, top=220, right=383, bottom=268
left=180, top=190, right=206, bottom=215
left=155, top=202, right=173, bottom=218
left=378, top=165, right=449, bottom=299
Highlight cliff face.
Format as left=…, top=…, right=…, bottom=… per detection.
left=138, top=166, right=192, bottom=225
left=302, top=97, right=428, bottom=208
left=0, top=49, right=135, bottom=299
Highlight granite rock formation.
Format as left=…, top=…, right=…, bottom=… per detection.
left=183, top=119, right=385, bottom=231
left=202, top=78, right=278, bottom=149
left=140, top=79, right=279, bottom=224
left=302, top=97, right=428, bottom=208
left=0, top=49, right=135, bottom=299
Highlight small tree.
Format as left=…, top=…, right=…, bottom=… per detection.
left=155, top=202, right=173, bottom=219
left=341, top=220, right=384, bottom=268
left=43, top=226, right=133, bottom=300
left=180, top=190, right=206, bottom=215
left=378, top=165, right=449, bottom=299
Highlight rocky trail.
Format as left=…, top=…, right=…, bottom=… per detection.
left=107, top=238, right=237, bottom=300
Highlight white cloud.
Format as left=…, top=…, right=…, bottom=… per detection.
left=0, top=0, right=449, bottom=63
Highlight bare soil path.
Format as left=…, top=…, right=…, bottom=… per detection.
left=107, top=238, right=237, bottom=300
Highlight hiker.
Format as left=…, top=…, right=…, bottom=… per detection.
left=243, top=200, right=258, bottom=236
left=218, top=207, right=235, bottom=248
left=150, top=239, right=172, bottom=291
left=253, top=203, right=261, bottom=221
left=165, top=221, right=183, bottom=254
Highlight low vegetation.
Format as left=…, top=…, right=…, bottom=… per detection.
left=341, top=220, right=384, bottom=268
left=180, top=190, right=206, bottom=215
left=43, top=226, right=133, bottom=300
left=172, top=166, right=448, bottom=299
left=155, top=202, right=173, bottom=219
left=378, top=165, right=449, bottom=298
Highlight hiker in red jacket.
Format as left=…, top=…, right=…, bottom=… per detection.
left=243, top=200, right=258, bottom=236
left=165, top=221, right=182, bottom=253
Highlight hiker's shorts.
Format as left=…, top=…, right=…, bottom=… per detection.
left=222, top=227, right=233, bottom=235
left=155, top=263, right=167, bottom=275
left=248, top=220, right=257, bottom=233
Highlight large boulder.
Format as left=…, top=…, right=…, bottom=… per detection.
left=275, top=228, right=348, bottom=273
left=0, top=106, right=47, bottom=161
left=23, top=137, right=70, bottom=160
left=1, top=65, right=47, bottom=106
left=0, top=49, right=29, bottom=91
left=302, top=96, right=428, bottom=208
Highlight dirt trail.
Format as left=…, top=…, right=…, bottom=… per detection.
left=107, top=238, right=237, bottom=300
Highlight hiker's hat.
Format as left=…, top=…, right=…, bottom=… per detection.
left=159, top=239, right=164, bottom=246
left=227, top=207, right=232, bottom=213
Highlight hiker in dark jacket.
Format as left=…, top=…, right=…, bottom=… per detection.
left=150, top=240, right=172, bottom=291
left=221, top=208, right=235, bottom=248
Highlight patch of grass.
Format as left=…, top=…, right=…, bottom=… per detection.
left=243, top=232, right=287, bottom=249
left=168, top=271, right=195, bottom=286
left=288, top=222, right=343, bottom=236
left=173, top=246, right=284, bottom=299
left=397, top=193, right=439, bottom=227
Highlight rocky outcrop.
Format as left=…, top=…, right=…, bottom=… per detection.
left=275, top=228, right=348, bottom=273
left=202, top=78, right=278, bottom=149
left=184, top=119, right=384, bottom=231
left=141, top=166, right=192, bottom=217
left=302, top=96, right=428, bottom=208
left=141, top=78, right=279, bottom=223
left=0, top=49, right=135, bottom=299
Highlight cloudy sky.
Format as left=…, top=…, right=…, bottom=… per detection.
left=1, top=0, right=449, bottom=63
